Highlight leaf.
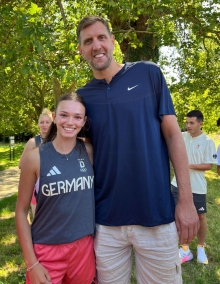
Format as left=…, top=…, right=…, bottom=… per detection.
left=28, top=2, right=42, bottom=15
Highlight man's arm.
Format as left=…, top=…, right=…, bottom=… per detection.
left=161, top=115, right=199, bottom=244
left=189, top=164, right=212, bottom=171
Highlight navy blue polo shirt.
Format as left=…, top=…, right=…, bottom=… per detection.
left=77, top=61, right=175, bottom=227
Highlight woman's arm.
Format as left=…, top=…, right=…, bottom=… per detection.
left=19, top=138, right=36, bottom=169
left=15, top=148, right=51, bottom=283
left=85, top=142, right=93, bottom=165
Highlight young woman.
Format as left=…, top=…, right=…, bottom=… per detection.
left=16, top=93, right=97, bottom=284
left=19, top=108, right=53, bottom=217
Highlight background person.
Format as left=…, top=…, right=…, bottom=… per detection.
left=19, top=108, right=53, bottom=217
left=76, top=15, right=199, bottom=283
left=217, top=118, right=220, bottom=175
left=217, top=146, right=220, bottom=175
left=16, top=93, right=97, bottom=284
left=171, top=110, right=217, bottom=264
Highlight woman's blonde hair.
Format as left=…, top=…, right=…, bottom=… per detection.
left=38, top=108, right=52, bottom=122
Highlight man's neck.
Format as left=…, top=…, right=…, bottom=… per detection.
left=93, top=61, right=124, bottom=84
left=190, top=130, right=203, bottom=138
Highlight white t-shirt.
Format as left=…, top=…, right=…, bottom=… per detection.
left=171, top=132, right=217, bottom=194
left=217, top=145, right=220, bottom=166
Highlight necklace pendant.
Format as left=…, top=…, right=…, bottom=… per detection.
left=64, top=147, right=75, bottom=161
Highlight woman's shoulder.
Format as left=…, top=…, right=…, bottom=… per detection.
left=21, top=147, right=40, bottom=172
left=28, top=147, right=40, bottom=161
left=25, top=137, right=37, bottom=150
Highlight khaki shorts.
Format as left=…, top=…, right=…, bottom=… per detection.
left=94, top=223, right=182, bottom=284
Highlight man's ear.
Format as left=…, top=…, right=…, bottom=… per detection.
left=111, top=34, right=115, bottom=44
left=111, top=34, right=115, bottom=48
left=78, top=46, right=83, bottom=57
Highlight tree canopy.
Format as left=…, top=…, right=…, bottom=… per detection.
left=0, top=0, right=219, bottom=137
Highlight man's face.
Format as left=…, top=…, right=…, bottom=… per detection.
left=186, top=117, right=202, bottom=137
left=78, top=21, right=115, bottom=72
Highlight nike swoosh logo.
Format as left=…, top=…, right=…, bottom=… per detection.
left=127, top=85, right=138, bottom=91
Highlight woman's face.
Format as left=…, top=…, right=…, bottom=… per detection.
left=53, top=100, right=86, bottom=139
left=38, top=114, right=52, bottom=136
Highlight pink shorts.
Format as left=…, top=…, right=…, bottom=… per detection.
left=26, top=236, right=97, bottom=284
left=30, top=187, right=37, bottom=205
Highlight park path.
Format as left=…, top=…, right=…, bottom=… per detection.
left=0, top=167, right=20, bottom=200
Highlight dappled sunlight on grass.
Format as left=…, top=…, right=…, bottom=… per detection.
left=0, top=234, right=17, bottom=246
left=0, top=261, right=20, bottom=277
left=205, top=170, right=219, bottom=180
left=0, top=211, right=15, bottom=219
left=214, top=198, right=220, bottom=205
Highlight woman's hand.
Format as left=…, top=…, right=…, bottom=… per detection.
left=28, top=262, right=51, bottom=284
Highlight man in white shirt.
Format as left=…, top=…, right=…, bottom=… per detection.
left=171, top=110, right=217, bottom=264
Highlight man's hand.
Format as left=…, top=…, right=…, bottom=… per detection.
left=175, top=200, right=200, bottom=244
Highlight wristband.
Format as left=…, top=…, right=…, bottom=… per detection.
left=26, top=260, right=39, bottom=272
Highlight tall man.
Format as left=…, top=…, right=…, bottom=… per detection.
left=171, top=110, right=217, bottom=264
left=76, top=16, right=199, bottom=283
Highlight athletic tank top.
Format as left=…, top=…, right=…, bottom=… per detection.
left=31, top=139, right=95, bottom=244
left=34, top=135, right=42, bottom=147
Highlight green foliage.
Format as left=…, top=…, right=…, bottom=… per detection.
left=0, top=1, right=104, bottom=136
left=160, top=3, right=220, bottom=131
left=172, top=87, right=220, bottom=133
left=0, top=0, right=219, bottom=135
left=170, top=39, right=220, bottom=132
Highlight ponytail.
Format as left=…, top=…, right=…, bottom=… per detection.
left=44, top=122, right=57, bottom=143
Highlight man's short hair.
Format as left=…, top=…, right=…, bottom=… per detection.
left=217, top=118, right=220, bottom=127
left=76, top=16, right=111, bottom=44
left=186, top=110, right=204, bottom=122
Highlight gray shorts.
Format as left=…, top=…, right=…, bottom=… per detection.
left=171, top=185, right=207, bottom=213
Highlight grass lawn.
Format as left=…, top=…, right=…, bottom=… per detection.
left=0, top=194, right=26, bottom=284
left=0, top=138, right=219, bottom=283
left=180, top=165, right=220, bottom=284
left=0, top=142, right=25, bottom=171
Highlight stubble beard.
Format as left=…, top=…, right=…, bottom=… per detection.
left=90, top=54, right=113, bottom=71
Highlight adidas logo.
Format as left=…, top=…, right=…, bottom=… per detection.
left=47, top=166, right=61, bottom=176
left=198, top=207, right=205, bottom=211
